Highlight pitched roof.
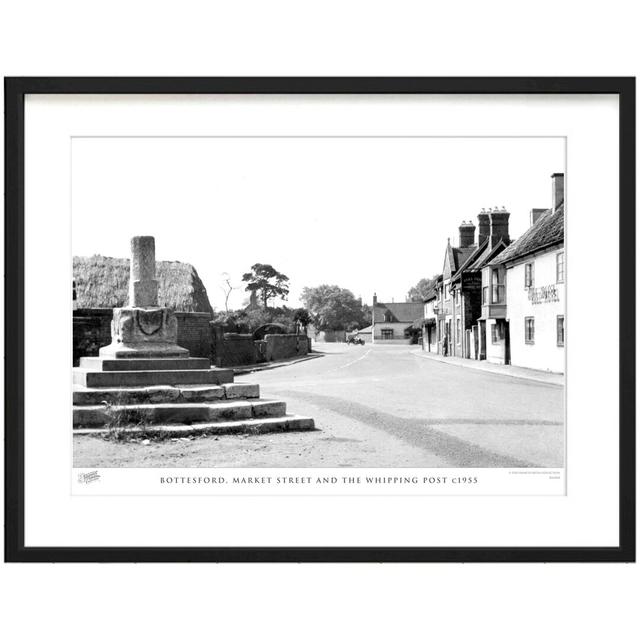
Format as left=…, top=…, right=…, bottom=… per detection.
left=355, top=324, right=373, bottom=334
left=443, top=241, right=478, bottom=280
left=373, top=301, right=424, bottom=323
left=452, top=246, right=477, bottom=272
left=467, top=238, right=510, bottom=271
left=490, top=204, right=564, bottom=265
left=422, top=287, right=437, bottom=302
left=73, top=255, right=213, bottom=314
left=450, top=239, right=489, bottom=282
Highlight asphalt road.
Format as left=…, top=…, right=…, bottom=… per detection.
left=238, top=343, right=565, bottom=468
left=74, top=343, right=564, bottom=468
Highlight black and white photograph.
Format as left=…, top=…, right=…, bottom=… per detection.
left=71, top=135, right=566, bottom=473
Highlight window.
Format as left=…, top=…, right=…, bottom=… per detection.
left=491, top=323, right=503, bottom=344
left=456, top=318, right=461, bottom=342
left=556, top=251, right=565, bottom=283
left=524, top=262, right=534, bottom=288
left=384, top=311, right=393, bottom=322
left=482, top=286, right=488, bottom=305
left=557, top=315, right=565, bottom=346
left=524, top=317, right=535, bottom=344
left=491, top=268, right=505, bottom=303
left=381, top=328, right=394, bottom=340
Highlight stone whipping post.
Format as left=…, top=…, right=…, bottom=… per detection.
left=129, top=236, right=159, bottom=308
left=99, top=235, right=188, bottom=359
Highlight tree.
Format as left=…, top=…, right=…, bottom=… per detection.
left=242, top=263, right=290, bottom=308
left=301, top=285, right=368, bottom=332
left=293, top=308, right=312, bottom=335
left=407, top=275, right=439, bottom=302
left=220, top=272, right=240, bottom=313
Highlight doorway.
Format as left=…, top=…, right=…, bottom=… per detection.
left=504, top=320, right=511, bottom=365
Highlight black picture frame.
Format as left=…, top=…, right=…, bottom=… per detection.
left=4, top=77, right=635, bottom=563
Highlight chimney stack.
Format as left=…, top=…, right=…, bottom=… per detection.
left=373, top=292, right=377, bottom=306
left=489, top=206, right=510, bottom=247
left=458, top=220, right=476, bottom=248
left=551, top=172, right=564, bottom=211
left=477, top=210, right=490, bottom=246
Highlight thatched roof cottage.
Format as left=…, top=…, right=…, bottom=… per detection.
left=73, top=255, right=213, bottom=314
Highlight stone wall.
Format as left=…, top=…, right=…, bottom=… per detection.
left=73, top=309, right=113, bottom=365
left=210, top=324, right=311, bottom=367
left=264, top=334, right=310, bottom=361
left=73, top=308, right=213, bottom=364
left=313, top=329, right=346, bottom=343
left=174, top=312, right=212, bottom=358
left=210, top=328, right=258, bottom=367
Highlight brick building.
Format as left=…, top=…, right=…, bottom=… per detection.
left=420, top=279, right=440, bottom=352
left=371, top=294, right=423, bottom=344
left=434, top=209, right=511, bottom=358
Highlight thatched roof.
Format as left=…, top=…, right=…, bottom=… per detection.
left=73, top=255, right=213, bottom=314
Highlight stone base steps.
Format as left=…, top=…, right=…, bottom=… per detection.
left=73, top=399, right=286, bottom=428
left=79, top=357, right=211, bottom=371
left=72, top=383, right=260, bottom=406
left=73, top=367, right=234, bottom=388
left=72, top=353, right=315, bottom=437
left=73, top=415, right=315, bottom=437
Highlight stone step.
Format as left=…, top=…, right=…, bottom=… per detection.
left=73, top=399, right=287, bottom=428
left=74, top=415, right=315, bottom=437
left=79, top=357, right=211, bottom=371
left=73, top=367, right=234, bottom=388
left=72, top=383, right=260, bottom=406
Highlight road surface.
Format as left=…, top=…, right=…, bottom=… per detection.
left=74, top=343, right=564, bottom=468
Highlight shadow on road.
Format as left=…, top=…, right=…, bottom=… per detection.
left=282, top=389, right=562, bottom=468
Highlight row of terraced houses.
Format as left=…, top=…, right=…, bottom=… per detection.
left=420, top=172, right=565, bottom=373
left=352, top=172, right=565, bottom=374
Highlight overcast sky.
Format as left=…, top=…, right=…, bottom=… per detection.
left=72, top=136, right=564, bottom=310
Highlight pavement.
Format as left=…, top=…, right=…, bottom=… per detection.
left=232, top=352, right=323, bottom=375
left=75, top=342, right=565, bottom=468
left=411, top=348, right=564, bottom=386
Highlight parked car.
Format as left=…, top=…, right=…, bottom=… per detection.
left=347, top=335, right=365, bottom=345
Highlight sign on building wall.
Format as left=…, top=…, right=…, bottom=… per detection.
left=527, top=285, right=560, bottom=304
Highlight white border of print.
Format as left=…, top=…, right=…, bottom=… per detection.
left=24, top=94, right=618, bottom=548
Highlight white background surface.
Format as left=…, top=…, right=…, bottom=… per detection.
left=71, top=135, right=564, bottom=308
left=25, top=94, right=609, bottom=547
left=1, top=2, right=638, bottom=639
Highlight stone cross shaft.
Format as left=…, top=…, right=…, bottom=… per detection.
left=129, top=236, right=159, bottom=308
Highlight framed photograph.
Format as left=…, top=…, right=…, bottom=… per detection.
left=4, top=77, right=635, bottom=562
